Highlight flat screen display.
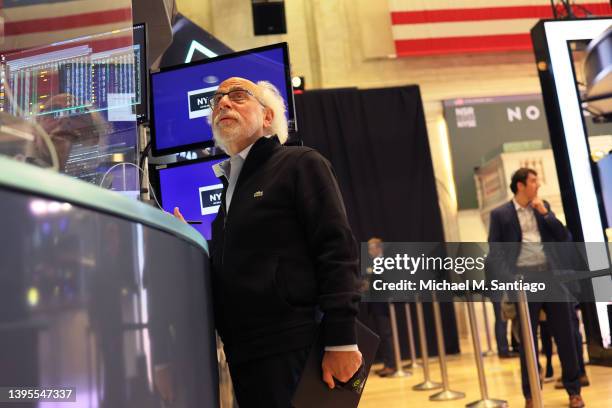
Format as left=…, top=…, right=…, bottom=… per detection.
left=150, top=43, right=295, bottom=156
left=0, top=26, right=144, bottom=192
left=133, top=23, right=148, bottom=123
left=156, top=156, right=227, bottom=240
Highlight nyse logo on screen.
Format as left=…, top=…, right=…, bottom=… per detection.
left=455, top=106, right=477, bottom=128
left=188, top=86, right=218, bottom=119
left=199, top=183, right=224, bottom=215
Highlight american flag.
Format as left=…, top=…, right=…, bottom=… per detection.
left=389, top=0, right=612, bottom=56
left=0, top=0, right=132, bottom=54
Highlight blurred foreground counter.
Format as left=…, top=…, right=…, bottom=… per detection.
left=0, top=156, right=219, bottom=408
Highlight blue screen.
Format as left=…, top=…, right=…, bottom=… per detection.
left=158, top=157, right=226, bottom=240
left=598, top=154, right=612, bottom=229
left=151, top=47, right=289, bottom=153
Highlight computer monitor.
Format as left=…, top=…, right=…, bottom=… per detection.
left=154, top=155, right=228, bottom=241
left=133, top=23, right=149, bottom=124
left=0, top=26, right=146, bottom=192
left=599, top=154, right=612, bottom=230
left=150, top=43, right=296, bottom=156
left=1, top=25, right=147, bottom=124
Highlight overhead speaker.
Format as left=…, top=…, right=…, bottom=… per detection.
left=252, top=1, right=287, bottom=36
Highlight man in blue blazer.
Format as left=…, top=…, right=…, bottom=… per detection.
left=488, top=168, right=584, bottom=408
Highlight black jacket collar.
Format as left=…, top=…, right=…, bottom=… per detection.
left=237, top=135, right=281, bottom=186
left=218, top=135, right=281, bottom=215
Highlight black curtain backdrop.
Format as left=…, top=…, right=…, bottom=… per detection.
left=294, top=86, right=459, bottom=357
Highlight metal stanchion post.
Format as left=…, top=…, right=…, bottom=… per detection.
left=466, top=298, right=508, bottom=408
left=577, top=307, right=589, bottom=364
left=403, top=303, right=421, bottom=369
left=413, top=299, right=442, bottom=390
left=481, top=300, right=495, bottom=357
left=138, top=125, right=150, bottom=202
left=388, top=302, right=411, bottom=378
left=517, top=284, right=543, bottom=408
left=430, top=297, right=465, bottom=401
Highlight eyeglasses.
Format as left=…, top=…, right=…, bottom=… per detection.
left=208, top=88, right=264, bottom=110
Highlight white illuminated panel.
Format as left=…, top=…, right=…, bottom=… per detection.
left=185, top=40, right=218, bottom=63
left=543, top=19, right=612, bottom=348
left=544, top=19, right=610, bottom=256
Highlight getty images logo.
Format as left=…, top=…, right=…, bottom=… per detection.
left=188, top=86, right=218, bottom=119
left=199, top=184, right=224, bottom=215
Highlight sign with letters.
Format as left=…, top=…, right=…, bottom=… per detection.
left=199, top=183, right=223, bottom=215
left=444, top=94, right=550, bottom=209
left=445, top=93, right=612, bottom=209
left=188, top=86, right=218, bottom=119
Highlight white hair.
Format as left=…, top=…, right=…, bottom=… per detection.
left=207, top=80, right=289, bottom=152
left=257, top=80, right=288, bottom=144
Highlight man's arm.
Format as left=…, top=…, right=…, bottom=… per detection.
left=532, top=199, right=571, bottom=242
left=294, top=150, right=362, bottom=387
left=485, top=209, right=512, bottom=288
left=487, top=209, right=502, bottom=243
left=295, top=150, right=360, bottom=346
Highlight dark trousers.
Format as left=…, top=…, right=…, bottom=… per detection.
left=539, top=308, right=586, bottom=377
left=539, top=321, right=553, bottom=374
left=540, top=321, right=552, bottom=368
left=492, top=301, right=519, bottom=354
left=229, top=347, right=310, bottom=408
left=370, top=302, right=396, bottom=369
left=570, top=305, right=586, bottom=376
left=519, top=302, right=581, bottom=398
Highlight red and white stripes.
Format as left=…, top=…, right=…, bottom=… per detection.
left=388, top=0, right=612, bottom=56
left=1, top=0, right=132, bottom=53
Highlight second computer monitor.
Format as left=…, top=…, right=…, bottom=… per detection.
left=154, top=155, right=227, bottom=241
left=150, top=43, right=295, bottom=156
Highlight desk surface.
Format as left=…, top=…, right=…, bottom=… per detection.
left=0, top=156, right=208, bottom=254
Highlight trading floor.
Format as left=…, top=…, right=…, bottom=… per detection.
left=361, top=305, right=609, bottom=408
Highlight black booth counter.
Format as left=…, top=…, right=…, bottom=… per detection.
left=0, top=156, right=219, bottom=407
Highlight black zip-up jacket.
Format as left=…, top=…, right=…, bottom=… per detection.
left=210, top=136, right=360, bottom=365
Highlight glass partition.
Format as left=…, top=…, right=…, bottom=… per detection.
left=0, top=1, right=140, bottom=196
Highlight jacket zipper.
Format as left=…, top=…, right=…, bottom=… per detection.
left=222, top=201, right=228, bottom=267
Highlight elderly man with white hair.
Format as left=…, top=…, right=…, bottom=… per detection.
left=174, top=77, right=362, bottom=407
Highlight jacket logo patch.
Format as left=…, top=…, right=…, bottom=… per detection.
left=253, top=191, right=264, bottom=198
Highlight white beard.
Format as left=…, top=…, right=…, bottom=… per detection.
left=212, top=124, right=242, bottom=153
left=211, top=114, right=262, bottom=154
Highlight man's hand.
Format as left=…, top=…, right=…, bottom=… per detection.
left=154, top=364, right=175, bottom=404
left=321, top=350, right=362, bottom=389
left=529, top=198, right=548, bottom=215
left=173, top=207, right=187, bottom=223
